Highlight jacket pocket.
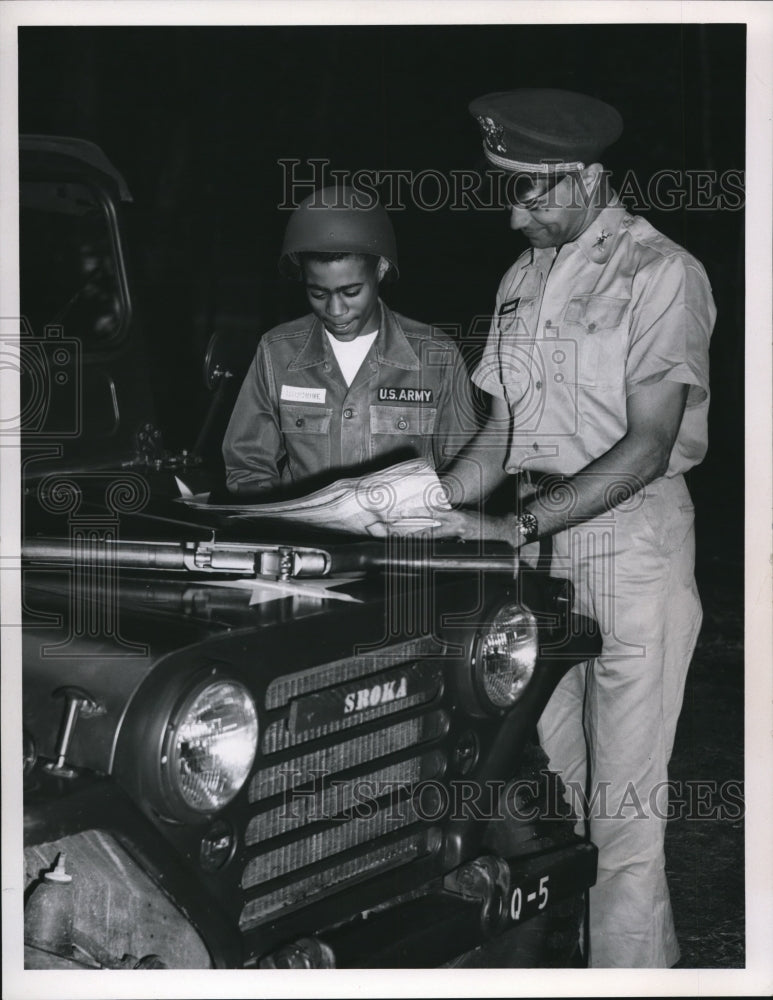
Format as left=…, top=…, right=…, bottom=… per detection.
left=280, top=404, right=332, bottom=435
left=279, top=404, right=332, bottom=479
left=562, top=295, right=629, bottom=386
left=369, top=405, right=437, bottom=435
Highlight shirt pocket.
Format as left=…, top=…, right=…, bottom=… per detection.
left=279, top=403, right=332, bottom=478
left=562, top=295, right=630, bottom=387
left=369, top=405, right=437, bottom=435
left=279, top=403, right=332, bottom=435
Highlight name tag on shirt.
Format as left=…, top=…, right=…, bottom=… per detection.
left=281, top=385, right=327, bottom=404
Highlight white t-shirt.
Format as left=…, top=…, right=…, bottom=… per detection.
left=325, top=329, right=378, bottom=386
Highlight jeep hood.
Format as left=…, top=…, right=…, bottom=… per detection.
left=21, top=567, right=378, bottom=776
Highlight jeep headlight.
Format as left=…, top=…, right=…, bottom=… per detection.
left=163, top=679, right=258, bottom=813
left=474, top=601, right=538, bottom=711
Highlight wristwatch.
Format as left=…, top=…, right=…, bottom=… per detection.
left=515, top=510, right=539, bottom=544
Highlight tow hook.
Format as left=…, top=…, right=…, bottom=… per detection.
left=443, top=855, right=511, bottom=935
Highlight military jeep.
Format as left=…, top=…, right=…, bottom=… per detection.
left=18, top=136, right=600, bottom=970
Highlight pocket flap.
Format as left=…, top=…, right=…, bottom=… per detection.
left=280, top=404, right=332, bottom=434
left=564, top=295, right=629, bottom=332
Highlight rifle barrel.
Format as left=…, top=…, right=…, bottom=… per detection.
left=22, top=538, right=188, bottom=570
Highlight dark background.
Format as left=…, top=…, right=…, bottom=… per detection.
left=18, top=24, right=745, bottom=561
left=17, top=23, right=747, bottom=968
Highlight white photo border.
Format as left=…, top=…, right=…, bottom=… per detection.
left=2, top=3, right=771, bottom=998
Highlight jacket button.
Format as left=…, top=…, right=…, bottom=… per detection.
left=535, top=380, right=542, bottom=390
left=397, top=418, right=408, bottom=430
left=588, top=322, right=597, bottom=333
left=296, top=418, right=304, bottom=427
left=343, top=408, right=354, bottom=419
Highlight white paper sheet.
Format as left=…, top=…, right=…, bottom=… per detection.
left=177, top=458, right=450, bottom=534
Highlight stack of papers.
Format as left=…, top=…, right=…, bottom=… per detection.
left=176, top=458, right=451, bottom=534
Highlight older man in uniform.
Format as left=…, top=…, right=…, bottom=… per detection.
left=223, top=187, right=474, bottom=495
left=436, top=89, right=715, bottom=967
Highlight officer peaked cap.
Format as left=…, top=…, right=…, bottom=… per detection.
left=469, top=88, right=623, bottom=173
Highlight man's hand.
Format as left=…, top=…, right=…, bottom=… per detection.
left=388, top=507, right=518, bottom=545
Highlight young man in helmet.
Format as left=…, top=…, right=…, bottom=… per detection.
left=223, top=187, right=475, bottom=496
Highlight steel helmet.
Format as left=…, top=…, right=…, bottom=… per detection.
left=279, top=186, right=399, bottom=280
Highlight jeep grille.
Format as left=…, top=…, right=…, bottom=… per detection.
left=239, top=638, right=448, bottom=931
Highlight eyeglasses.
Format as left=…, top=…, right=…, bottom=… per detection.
left=506, top=172, right=571, bottom=211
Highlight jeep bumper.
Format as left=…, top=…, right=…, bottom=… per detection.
left=259, top=839, right=597, bottom=968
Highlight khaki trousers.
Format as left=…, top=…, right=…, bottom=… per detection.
left=534, top=474, right=702, bottom=968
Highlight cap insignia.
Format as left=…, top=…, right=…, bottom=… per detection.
left=593, top=229, right=612, bottom=248
left=477, top=115, right=507, bottom=154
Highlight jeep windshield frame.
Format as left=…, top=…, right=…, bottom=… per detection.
left=20, top=172, right=133, bottom=354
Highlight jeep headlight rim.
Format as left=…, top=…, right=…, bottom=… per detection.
left=472, top=599, right=538, bottom=712
left=161, top=676, right=258, bottom=817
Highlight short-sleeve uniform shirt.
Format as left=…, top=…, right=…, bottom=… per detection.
left=473, top=202, right=716, bottom=477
